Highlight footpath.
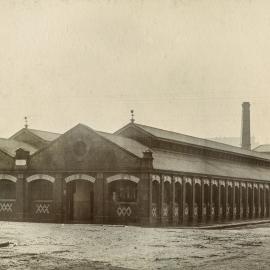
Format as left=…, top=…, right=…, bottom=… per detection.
left=192, top=219, right=270, bottom=230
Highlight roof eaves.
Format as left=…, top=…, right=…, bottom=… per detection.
left=0, top=147, right=15, bottom=159
left=10, top=128, right=47, bottom=142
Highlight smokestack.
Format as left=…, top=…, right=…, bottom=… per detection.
left=241, top=102, right=251, bottom=150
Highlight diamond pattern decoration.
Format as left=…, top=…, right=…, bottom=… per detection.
left=116, top=206, right=132, bottom=217
left=194, top=206, right=198, bottom=216
left=174, top=207, right=179, bottom=217
left=36, top=204, right=50, bottom=214
left=184, top=206, right=189, bottom=216
left=0, top=202, right=13, bottom=212
left=163, top=206, right=168, bottom=217
left=152, top=207, right=157, bottom=217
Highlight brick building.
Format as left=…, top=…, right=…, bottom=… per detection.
left=0, top=102, right=270, bottom=225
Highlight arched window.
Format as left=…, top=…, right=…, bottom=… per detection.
left=109, top=180, right=137, bottom=203
left=0, top=180, right=16, bottom=199
left=260, top=187, right=264, bottom=216
left=152, top=180, right=159, bottom=204
left=29, top=180, right=53, bottom=201
left=195, top=183, right=201, bottom=206
left=164, top=182, right=171, bottom=204
left=185, top=182, right=192, bottom=206
left=204, top=184, right=210, bottom=205
left=175, top=182, right=181, bottom=204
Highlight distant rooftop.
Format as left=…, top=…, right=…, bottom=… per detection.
left=253, top=144, right=270, bottom=153
left=27, top=128, right=61, bottom=142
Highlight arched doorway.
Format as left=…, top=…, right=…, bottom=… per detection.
left=260, top=186, right=264, bottom=218
left=254, top=186, right=259, bottom=218
left=163, top=180, right=171, bottom=220
left=235, top=185, right=240, bottom=219
left=107, top=174, right=139, bottom=224
left=194, top=182, right=201, bottom=221
left=185, top=181, right=192, bottom=222
left=248, top=185, right=253, bottom=218
left=29, top=179, right=53, bottom=221
left=0, top=177, right=16, bottom=219
left=212, top=183, right=219, bottom=220
left=152, top=180, right=160, bottom=221
left=242, top=184, right=247, bottom=218
left=174, top=181, right=181, bottom=223
left=266, top=188, right=270, bottom=218
left=220, top=184, right=226, bottom=219
left=204, top=183, right=210, bottom=221
left=67, top=180, right=93, bottom=222
left=228, top=185, right=233, bottom=219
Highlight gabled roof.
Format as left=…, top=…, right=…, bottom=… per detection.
left=27, top=129, right=61, bottom=142
left=29, top=123, right=146, bottom=161
left=97, top=131, right=148, bottom=158
left=0, top=138, right=38, bottom=157
left=115, top=123, right=270, bottom=161
left=10, top=128, right=61, bottom=142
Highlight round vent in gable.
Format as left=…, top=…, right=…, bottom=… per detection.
left=73, top=141, right=87, bottom=157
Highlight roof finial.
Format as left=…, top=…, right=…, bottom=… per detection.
left=130, top=109, right=135, bottom=123
left=24, top=116, right=28, bottom=129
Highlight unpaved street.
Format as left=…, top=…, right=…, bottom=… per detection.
left=0, top=222, right=270, bottom=269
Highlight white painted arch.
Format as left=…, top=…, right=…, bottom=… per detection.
left=26, top=174, right=55, bottom=183
left=163, top=175, right=172, bottom=184
left=65, top=174, right=96, bottom=183
left=106, top=174, right=140, bottom=184
left=0, top=174, right=17, bottom=183
left=151, top=174, right=160, bottom=183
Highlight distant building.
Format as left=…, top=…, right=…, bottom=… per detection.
left=0, top=103, right=270, bottom=226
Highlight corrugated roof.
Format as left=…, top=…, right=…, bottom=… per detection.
left=153, top=150, right=270, bottom=182
left=28, top=129, right=61, bottom=142
left=133, top=123, right=270, bottom=161
left=0, top=138, right=38, bottom=157
left=253, top=144, right=270, bottom=153
left=97, top=131, right=148, bottom=158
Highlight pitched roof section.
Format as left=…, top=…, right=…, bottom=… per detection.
left=96, top=130, right=270, bottom=181
left=153, top=150, right=270, bottom=182
left=0, top=138, right=38, bottom=157
left=96, top=131, right=148, bottom=158
left=117, top=123, right=270, bottom=161
left=27, top=129, right=61, bottom=142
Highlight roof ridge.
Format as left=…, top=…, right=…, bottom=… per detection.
left=135, top=123, right=244, bottom=150
left=28, top=128, right=62, bottom=135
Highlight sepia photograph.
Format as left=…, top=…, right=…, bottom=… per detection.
left=1, top=0, right=270, bottom=269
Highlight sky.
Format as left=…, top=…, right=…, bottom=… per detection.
left=1, top=0, right=270, bottom=145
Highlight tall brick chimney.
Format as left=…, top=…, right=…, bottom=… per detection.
left=241, top=102, right=251, bottom=150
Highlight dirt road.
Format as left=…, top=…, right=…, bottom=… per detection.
left=0, top=222, right=270, bottom=269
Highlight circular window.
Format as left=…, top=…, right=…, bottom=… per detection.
left=73, top=141, right=87, bottom=157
